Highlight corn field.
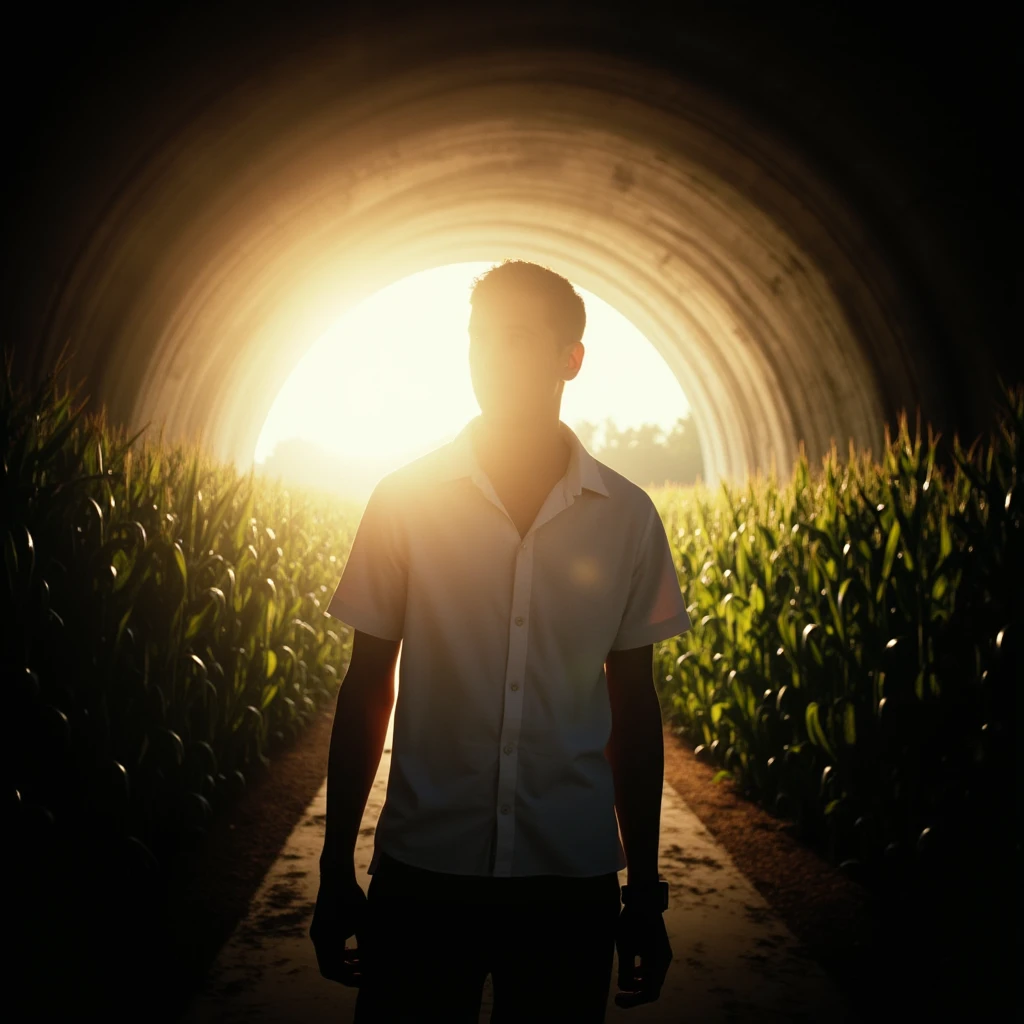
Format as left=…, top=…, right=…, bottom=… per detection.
left=651, top=382, right=1020, bottom=888
left=2, top=349, right=359, bottom=887
left=3, top=345, right=1019, bottom=914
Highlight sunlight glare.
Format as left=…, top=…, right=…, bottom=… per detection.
left=255, top=262, right=688, bottom=479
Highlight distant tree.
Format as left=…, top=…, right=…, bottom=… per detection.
left=602, top=416, right=624, bottom=451
left=573, top=420, right=598, bottom=452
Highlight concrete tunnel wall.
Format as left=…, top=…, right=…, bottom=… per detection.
left=2, top=1, right=1018, bottom=486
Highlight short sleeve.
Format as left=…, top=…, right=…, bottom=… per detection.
left=326, top=479, right=407, bottom=641
left=610, top=501, right=691, bottom=652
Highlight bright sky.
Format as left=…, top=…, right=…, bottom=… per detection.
left=254, top=261, right=689, bottom=471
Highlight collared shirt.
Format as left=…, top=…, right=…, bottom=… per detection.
left=326, top=415, right=692, bottom=878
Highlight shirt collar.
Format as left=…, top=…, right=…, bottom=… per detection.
left=438, top=415, right=610, bottom=498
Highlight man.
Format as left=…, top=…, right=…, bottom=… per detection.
left=309, top=259, right=692, bottom=1022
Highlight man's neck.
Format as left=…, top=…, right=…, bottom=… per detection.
left=473, top=414, right=569, bottom=484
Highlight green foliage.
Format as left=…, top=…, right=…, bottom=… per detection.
left=653, top=381, right=1021, bottom=886
left=2, top=346, right=360, bottom=866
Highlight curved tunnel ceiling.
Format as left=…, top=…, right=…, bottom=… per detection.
left=5, top=2, right=1017, bottom=486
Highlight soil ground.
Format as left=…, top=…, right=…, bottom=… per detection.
left=157, top=702, right=1008, bottom=1022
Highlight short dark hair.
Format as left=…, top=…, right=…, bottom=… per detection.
left=469, top=260, right=586, bottom=348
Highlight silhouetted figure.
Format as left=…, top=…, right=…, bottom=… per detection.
left=310, top=260, right=691, bottom=1022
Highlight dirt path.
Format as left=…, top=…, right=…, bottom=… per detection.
left=175, top=663, right=864, bottom=1023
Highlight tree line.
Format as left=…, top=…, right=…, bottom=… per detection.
left=570, top=415, right=703, bottom=489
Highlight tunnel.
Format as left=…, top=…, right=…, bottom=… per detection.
left=2, top=1, right=1017, bottom=485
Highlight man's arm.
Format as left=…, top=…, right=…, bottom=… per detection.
left=319, top=629, right=400, bottom=887
left=605, top=643, right=663, bottom=885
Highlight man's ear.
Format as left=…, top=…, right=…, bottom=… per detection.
left=564, top=342, right=584, bottom=381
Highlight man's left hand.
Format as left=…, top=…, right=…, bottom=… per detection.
left=614, top=904, right=673, bottom=1008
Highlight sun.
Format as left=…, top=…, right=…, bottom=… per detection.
left=254, top=262, right=688, bottom=493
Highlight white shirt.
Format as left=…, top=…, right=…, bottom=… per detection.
left=326, top=415, right=692, bottom=878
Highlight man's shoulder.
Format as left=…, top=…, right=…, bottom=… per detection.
left=374, top=438, right=459, bottom=500
left=587, top=456, right=657, bottom=516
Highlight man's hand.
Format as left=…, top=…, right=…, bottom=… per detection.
left=309, top=876, right=370, bottom=986
left=614, top=905, right=672, bottom=1008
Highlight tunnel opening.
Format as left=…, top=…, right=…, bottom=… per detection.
left=3, top=2, right=1015, bottom=488
left=251, top=260, right=699, bottom=502
left=37, top=48, right=913, bottom=487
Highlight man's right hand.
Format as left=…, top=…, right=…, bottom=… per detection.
left=309, top=875, right=370, bottom=986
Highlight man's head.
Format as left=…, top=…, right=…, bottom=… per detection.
left=467, top=260, right=586, bottom=426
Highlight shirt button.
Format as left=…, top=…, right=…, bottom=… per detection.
left=510, top=682, right=519, bottom=691
left=515, top=616, right=524, bottom=626
left=500, top=804, right=510, bottom=815
left=503, top=743, right=513, bottom=754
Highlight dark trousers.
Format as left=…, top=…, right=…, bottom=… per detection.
left=353, top=851, right=622, bottom=1023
